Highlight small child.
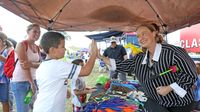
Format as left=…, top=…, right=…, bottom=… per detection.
left=193, top=63, right=200, bottom=111
left=71, top=59, right=96, bottom=112
left=33, top=32, right=97, bottom=112
left=98, top=59, right=107, bottom=72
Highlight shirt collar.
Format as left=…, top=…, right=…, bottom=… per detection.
left=142, top=44, right=162, bottom=64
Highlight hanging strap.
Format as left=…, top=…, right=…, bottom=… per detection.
left=0, top=48, right=6, bottom=55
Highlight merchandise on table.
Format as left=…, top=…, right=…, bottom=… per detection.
left=85, top=79, right=146, bottom=112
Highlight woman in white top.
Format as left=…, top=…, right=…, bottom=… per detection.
left=11, top=23, right=41, bottom=112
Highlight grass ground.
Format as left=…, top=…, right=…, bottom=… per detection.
left=0, top=62, right=108, bottom=112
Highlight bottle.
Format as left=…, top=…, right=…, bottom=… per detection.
left=24, top=90, right=33, bottom=104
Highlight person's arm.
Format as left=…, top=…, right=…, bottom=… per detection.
left=157, top=49, right=197, bottom=97
left=172, top=50, right=197, bottom=90
left=66, top=89, right=71, bottom=98
left=15, top=42, right=36, bottom=93
left=74, top=88, right=96, bottom=95
left=30, top=62, right=41, bottom=68
left=79, top=40, right=97, bottom=76
left=121, top=46, right=128, bottom=60
left=98, top=55, right=111, bottom=66
left=156, top=86, right=173, bottom=96
left=98, top=48, right=136, bottom=73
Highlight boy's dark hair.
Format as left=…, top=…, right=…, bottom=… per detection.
left=72, top=59, right=84, bottom=65
left=40, top=31, right=65, bottom=54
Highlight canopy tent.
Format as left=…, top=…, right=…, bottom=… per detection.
left=1, top=0, right=200, bottom=33
left=86, top=31, right=123, bottom=42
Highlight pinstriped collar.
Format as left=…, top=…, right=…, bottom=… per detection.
left=142, top=44, right=162, bottom=64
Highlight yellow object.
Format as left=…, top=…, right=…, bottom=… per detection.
left=124, top=43, right=142, bottom=55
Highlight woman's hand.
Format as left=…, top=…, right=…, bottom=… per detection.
left=30, top=83, right=36, bottom=95
left=97, top=49, right=111, bottom=65
left=156, top=86, right=172, bottom=96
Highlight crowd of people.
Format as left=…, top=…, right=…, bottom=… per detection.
left=66, top=50, right=89, bottom=63
left=0, top=23, right=199, bottom=112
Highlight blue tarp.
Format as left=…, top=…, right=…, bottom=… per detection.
left=86, top=31, right=123, bottom=42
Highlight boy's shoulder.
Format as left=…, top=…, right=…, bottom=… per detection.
left=42, top=59, right=69, bottom=63
left=40, top=59, right=76, bottom=70
left=40, top=59, right=69, bottom=68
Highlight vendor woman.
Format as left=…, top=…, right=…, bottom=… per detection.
left=98, top=23, right=197, bottom=112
